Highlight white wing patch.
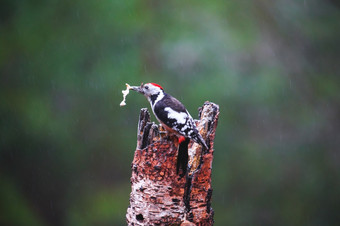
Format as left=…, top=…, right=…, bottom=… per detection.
left=164, top=107, right=188, bottom=124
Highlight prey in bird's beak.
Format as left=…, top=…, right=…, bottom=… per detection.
left=120, top=83, right=150, bottom=107
left=130, top=83, right=144, bottom=94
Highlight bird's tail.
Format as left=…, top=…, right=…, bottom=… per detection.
left=192, top=132, right=208, bottom=150
left=177, top=137, right=190, bottom=177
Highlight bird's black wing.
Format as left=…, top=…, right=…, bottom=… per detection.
left=162, top=93, right=187, bottom=112
left=153, top=93, right=188, bottom=128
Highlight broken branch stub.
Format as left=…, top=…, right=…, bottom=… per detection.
left=126, top=102, right=219, bottom=225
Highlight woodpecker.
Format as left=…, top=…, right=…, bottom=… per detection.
left=130, top=83, right=208, bottom=175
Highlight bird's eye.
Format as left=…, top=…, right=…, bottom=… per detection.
left=145, top=86, right=149, bottom=89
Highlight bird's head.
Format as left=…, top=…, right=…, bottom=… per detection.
left=130, top=83, right=164, bottom=98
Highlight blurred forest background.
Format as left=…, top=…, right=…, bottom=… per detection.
left=1, top=0, right=339, bottom=225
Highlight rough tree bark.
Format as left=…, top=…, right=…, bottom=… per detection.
left=126, top=101, right=219, bottom=225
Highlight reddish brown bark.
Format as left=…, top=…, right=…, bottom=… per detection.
left=126, top=102, right=219, bottom=225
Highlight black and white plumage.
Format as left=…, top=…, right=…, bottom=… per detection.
left=130, top=83, right=208, bottom=175
left=131, top=83, right=208, bottom=148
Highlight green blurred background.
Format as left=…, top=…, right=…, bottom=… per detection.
left=1, top=0, right=339, bottom=225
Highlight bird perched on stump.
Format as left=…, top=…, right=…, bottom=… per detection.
left=130, top=83, right=208, bottom=176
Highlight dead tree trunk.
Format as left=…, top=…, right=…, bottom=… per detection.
left=126, top=102, right=219, bottom=225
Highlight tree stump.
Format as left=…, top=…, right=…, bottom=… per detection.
left=126, top=101, right=219, bottom=225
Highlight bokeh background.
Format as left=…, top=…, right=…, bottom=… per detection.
left=1, top=0, right=340, bottom=225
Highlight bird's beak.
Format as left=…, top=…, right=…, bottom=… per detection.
left=130, top=85, right=144, bottom=94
